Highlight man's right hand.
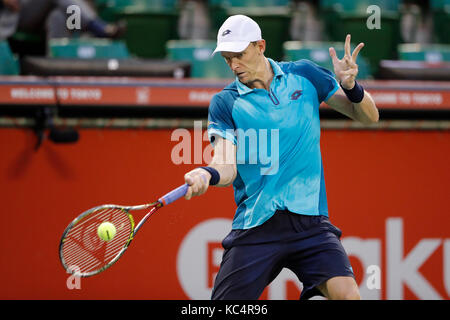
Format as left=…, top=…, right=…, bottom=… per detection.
left=183, top=136, right=237, bottom=200
left=184, top=168, right=211, bottom=200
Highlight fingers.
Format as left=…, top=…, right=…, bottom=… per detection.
left=341, top=68, right=358, bottom=78
left=352, top=42, right=364, bottom=62
left=345, top=34, right=351, bottom=58
left=184, top=168, right=210, bottom=200
left=344, top=56, right=358, bottom=68
left=333, top=35, right=363, bottom=62
left=332, top=35, right=362, bottom=81
left=184, top=175, right=194, bottom=200
left=339, top=68, right=358, bottom=89
left=329, top=47, right=339, bottom=64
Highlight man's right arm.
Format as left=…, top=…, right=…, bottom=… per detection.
left=184, top=136, right=236, bottom=200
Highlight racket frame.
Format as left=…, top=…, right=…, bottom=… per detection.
left=59, top=201, right=161, bottom=277
left=59, top=183, right=188, bottom=277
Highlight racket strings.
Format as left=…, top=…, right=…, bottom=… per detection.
left=63, top=208, right=130, bottom=273
left=62, top=207, right=133, bottom=275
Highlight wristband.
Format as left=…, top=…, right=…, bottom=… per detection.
left=340, top=80, right=364, bottom=103
left=199, top=166, right=220, bottom=186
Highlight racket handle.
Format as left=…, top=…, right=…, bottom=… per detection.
left=158, top=183, right=189, bottom=206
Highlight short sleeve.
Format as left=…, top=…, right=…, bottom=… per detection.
left=207, top=92, right=237, bottom=145
left=281, top=60, right=339, bottom=103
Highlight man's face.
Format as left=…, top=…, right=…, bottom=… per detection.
left=221, top=41, right=265, bottom=85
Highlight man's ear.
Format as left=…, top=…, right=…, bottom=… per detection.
left=258, top=40, right=266, bottom=55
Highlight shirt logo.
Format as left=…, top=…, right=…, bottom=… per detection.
left=222, top=29, right=232, bottom=37
left=291, top=90, right=302, bottom=100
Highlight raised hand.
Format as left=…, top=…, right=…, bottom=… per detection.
left=329, top=34, right=364, bottom=90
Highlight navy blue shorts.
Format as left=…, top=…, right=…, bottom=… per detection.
left=211, top=210, right=354, bottom=300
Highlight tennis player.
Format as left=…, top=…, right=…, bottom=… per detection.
left=183, top=15, right=378, bottom=300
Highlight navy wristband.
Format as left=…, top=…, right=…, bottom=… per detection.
left=341, top=80, right=364, bottom=103
left=199, top=166, right=220, bottom=186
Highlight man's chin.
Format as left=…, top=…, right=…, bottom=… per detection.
left=237, top=74, right=254, bottom=84
left=243, top=78, right=264, bottom=88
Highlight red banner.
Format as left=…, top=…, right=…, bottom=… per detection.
left=0, top=127, right=448, bottom=300
left=1, top=76, right=450, bottom=110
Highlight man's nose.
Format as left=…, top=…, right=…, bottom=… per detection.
left=230, top=58, right=239, bottom=71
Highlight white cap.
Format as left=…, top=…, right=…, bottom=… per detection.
left=213, top=15, right=262, bottom=55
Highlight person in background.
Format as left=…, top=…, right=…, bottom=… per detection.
left=0, top=0, right=125, bottom=41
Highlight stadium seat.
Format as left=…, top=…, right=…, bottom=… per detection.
left=208, top=0, right=231, bottom=39
left=95, top=0, right=136, bottom=22
left=102, top=1, right=180, bottom=58
left=283, top=41, right=372, bottom=79
left=431, top=0, right=450, bottom=44
left=0, top=41, right=20, bottom=75
left=320, top=0, right=399, bottom=13
left=48, top=38, right=130, bottom=59
left=209, top=0, right=292, bottom=61
left=398, top=43, right=450, bottom=62
left=21, top=56, right=191, bottom=77
left=319, top=0, right=401, bottom=76
left=96, top=0, right=178, bottom=21
left=222, top=0, right=290, bottom=6
left=166, top=40, right=233, bottom=78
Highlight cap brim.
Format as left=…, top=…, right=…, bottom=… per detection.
left=212, top=41, right=251, bottom=56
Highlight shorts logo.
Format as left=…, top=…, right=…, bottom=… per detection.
left=291, top=90, right=302, bottom=100
left=222, top=29, right=232, bottom=37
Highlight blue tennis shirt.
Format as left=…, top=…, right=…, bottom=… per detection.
left=207, top=58, right=339, bottom=229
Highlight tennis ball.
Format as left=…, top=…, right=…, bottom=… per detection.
left=97, top=222, right=116, bottom=241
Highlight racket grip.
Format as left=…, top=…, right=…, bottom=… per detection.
left=158, top=183, right=189, bottom=206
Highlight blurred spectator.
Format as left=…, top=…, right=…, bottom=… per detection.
left=178, top=0, right=211, bottom=39
left=400, top=0, right=433, bottom=44
left=0, top=0, right=125, bottom=41
left=290, top=0, right=323, bottom=41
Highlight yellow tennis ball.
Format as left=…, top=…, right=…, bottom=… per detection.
left=97, top=222, right=116, bottom=241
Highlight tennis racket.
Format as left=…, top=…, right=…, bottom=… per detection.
left=59, top=183, right=189, bottom=277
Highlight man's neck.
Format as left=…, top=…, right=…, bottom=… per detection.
left=245, top=58, right=274, bottom=91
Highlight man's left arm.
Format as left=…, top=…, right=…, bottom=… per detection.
left=325, top=34, right=379, bottom=125
left=326, top=87, right=379, bottom=125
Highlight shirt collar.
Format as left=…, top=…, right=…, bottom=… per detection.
left=268, top=58, right=285, bottom=79
left=235, top=58, right=285, bottom=95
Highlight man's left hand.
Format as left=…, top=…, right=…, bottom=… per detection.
left=329, top=34, right=364, bottom=90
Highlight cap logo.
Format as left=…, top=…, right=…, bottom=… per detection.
left=222, top=29, right=232, bottom=37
